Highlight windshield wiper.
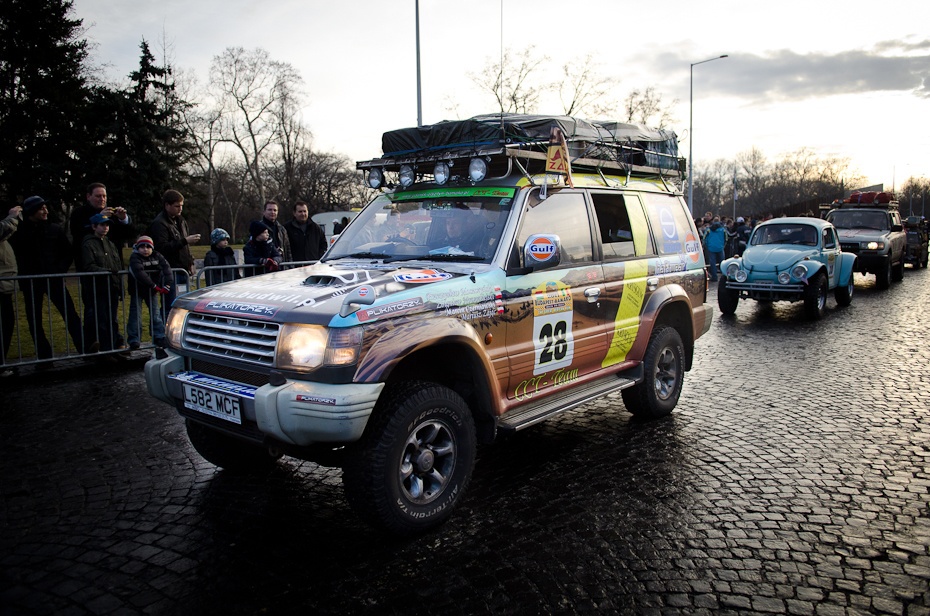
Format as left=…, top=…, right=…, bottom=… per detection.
left=426, top=253, right=486, bottom=262
left=323, top=252, right=392, bottom=261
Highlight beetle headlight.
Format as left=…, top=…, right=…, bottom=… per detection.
left=777, top=272, right=791, bottom=284
left=165, top=308, right=188, bottom=348
left=725, top=262, right=740, bottom=278
left=791, top=263, right=808, bottom=279
left=278, top=325, right=362, bottom=371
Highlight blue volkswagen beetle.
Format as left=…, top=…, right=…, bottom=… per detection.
left=718, top=217, right=857, bottom=319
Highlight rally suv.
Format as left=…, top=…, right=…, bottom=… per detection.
left=826, top=198, right=906, bottom=289
left=145, top=114, right=713, bottom=535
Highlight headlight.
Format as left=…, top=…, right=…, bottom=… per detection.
left=277, top=325, right=362, bottom=371
left=791, top=263, right=808, bottom=279
left=433, top=162, right=450, bottom=185
left=865, top=241, right=883, bottom=250
left=399, top=165, right=415, bottom=188
left=468, top=157, right=487, bottom=182
left=735, top=270, right=748, bottom=283
left=777, top=272, right=791, bottom=284
left=725, top=262, right=740, bottom=278
left=165, top=308, right=188, bottom=348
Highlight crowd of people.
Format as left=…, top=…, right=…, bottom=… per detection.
left=694, top=210, right=772, bottom=281
left=0, top=185, right=331, bottom=376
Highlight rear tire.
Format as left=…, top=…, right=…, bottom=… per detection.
left=717, top=281, right=740, bottom=315
left=343, top=381, right=476, bottom=536
left=185, top=419, right=280, bottom=473
left=621, top=326, right=685, bottom=419
left=803, top=272, right=827, bottom=320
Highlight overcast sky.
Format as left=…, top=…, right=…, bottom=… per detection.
left=72, top=0, right=930, bottom=192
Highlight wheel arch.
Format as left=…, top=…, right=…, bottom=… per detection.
left=640, top=287, right=696, bottom=371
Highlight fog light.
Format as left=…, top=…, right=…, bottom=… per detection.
left=735, top=270, right=748, bottom=283
left=399, top=165, right=415, bottom=188
left=778, top=272, right=791, bottom=284
left=434, top=162, right=450, bottom=185
left=468, top=158, right=487, bottom=182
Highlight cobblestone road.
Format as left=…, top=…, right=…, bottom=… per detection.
left=2, top=272, right=929, bottom=615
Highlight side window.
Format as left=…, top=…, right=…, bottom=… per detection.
left=591, top=193, right=654, bottom=259
left=513, top=191, right=593, bottom=267
left=823, top=228, right=836, bottom=249
left=641, top=192, right=696, bottom=256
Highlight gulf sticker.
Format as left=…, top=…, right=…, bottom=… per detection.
left=528, top=236, right=556, bottom=262
left=602, top=260, right=650, bottom=368
left=684, top=232, right=701, bottom=264
left=532, top=280, right=575, bottom=375
left=394, top=270, right=454, bottom=284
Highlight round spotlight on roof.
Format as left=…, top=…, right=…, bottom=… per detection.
left=367, top=168, right=383, bottom=189
left=468, top=157, right=487, bottom=183
left=434, top=162, right=450, bottom=185
left=399, top=165, right=415, bottom=188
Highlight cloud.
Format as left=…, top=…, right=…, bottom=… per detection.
left=656, top=43, right=930, bottom=101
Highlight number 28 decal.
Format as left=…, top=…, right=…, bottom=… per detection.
left=533, top=313, right=574, bottom=375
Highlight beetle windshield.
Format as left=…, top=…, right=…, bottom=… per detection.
left=751, top=223, right=819, bottom=247
left=323, top=191, right=514, bottom=264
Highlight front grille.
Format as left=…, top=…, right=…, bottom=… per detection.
left=190, top=359, right=270, bottom=387
left=183, top=313, right=279, bottom=366
left=841, top=243, right=860, bottom=254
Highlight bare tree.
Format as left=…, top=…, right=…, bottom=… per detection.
left=557, top=54, right=616, bottom=118
left=470, top=47, right=548, bottom=114
left=622, top=87, right=678, bottom=128
left=209, top=47, right=302, bottom=203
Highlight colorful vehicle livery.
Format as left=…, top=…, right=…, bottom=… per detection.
left=145, top=113, right=713, bottom=534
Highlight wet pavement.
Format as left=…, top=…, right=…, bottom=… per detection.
left=1, top=272, right=929, bottom=615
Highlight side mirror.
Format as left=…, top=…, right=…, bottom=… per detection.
left=522, top=234, right=562, bottom=271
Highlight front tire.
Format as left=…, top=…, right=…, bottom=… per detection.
left=892, top=257, right=905, bottom=282
left=185, top=419, right=280, bottom=473
left=834, top=272, right=854, bottom=306
left=343, top=381, right=476, bottom=536
left=876, top=259, right=892, bottom=289
left=717, top=280, right=740, bottom=315
left=621, top=326, right=685, bottom=419
left=803, top=272, right=827, bottom=320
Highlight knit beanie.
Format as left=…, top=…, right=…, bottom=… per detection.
left=22, top=195, right=46, bottom=217
left=211, top=228, right=230, bottom=244
left=249, top=220, right=270, bottom=238
left=134, top=235, right=154, bottom=249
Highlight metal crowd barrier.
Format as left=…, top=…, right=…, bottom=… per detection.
left=0, top=260, right=318, bottom=371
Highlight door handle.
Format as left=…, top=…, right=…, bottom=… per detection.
left=646, top=277, right=659, bottom=291
left=584, top=287, right=600, bottom=303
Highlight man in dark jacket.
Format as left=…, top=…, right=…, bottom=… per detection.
left=284, top=201, right=327, bottom=263
left=260, top=200, right=292, bottom=263
left=148, top=189, right=200, bottom=318
left=9, top=196, right=85, bottom=358
left=81, top=213, right=124, bottom=355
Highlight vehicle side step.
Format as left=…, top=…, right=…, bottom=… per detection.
left=498, top=371, right=640, bottom=433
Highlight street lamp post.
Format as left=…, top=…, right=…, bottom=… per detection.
left=688, top=54, right=728, bottom=214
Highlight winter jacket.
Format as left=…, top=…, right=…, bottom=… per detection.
left=285, top=219, right=327, bottom=262
left=148, top=210, right=194, bottom=274
left=704, top=223, right=727, bottom=253
left=9, top=217, right=73, bottom=275
left=0, top=211, right=21, bottom=294
left=81, top=234, right=123, bottom=297
left=243, top=238, right=283, bottom=277
left=69, top=204, right=134, bottom=267
left=203, top=244, right=241, bottom=285
left=128, top=249, right=172, bottom=296
left=262, top=217, right=292, bottom=263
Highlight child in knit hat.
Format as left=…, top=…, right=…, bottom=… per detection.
left=203, top=228, right=240, bottom=285
left=243, top=220, right=282, bottom=276
left=127, top=235, right=172, bottom=349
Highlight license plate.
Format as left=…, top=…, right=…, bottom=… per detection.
left=182, top=384, right=242, bottom=424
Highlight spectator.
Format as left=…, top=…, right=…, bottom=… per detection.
left=203, top=228, right=240, bottom=285
left=259, top=200, right=292, bottom=262
left=704, top=219, right=727, bottom=282
left=9, top=196, right=85, bottom=359
left=243, top=221, right=282, bottom=276
left=148, top=189, right=199, bottom=319
left=80, top=213, right=124, bottom=357
left=285, top=201, right=327, bottom=262
left=0, top=204, right=22, bottom=377
left=735, top=216, right=752, bottom=255
left=127, top=236, right=171, bottom=350
left=70, top=182, right=132, bottom=351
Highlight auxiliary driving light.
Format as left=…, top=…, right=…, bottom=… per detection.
left=367, top=168, right=383, bottom=189
left=434, top=162, right=450, bottom=185
left=468, top=157, right=487, bottom=183
left=399, top=165, right=415, bottom=188
left=735, top=270, right=748, bottom=283
left=778, top=272, right=791, bottom=284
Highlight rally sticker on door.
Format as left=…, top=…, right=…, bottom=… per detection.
left=532, top=281, right=574, bottom=375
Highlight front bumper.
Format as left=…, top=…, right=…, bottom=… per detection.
left=850, top=252, right=889, bottom=274
left=144, top=351, right=384, bottom=446
left=724, top=279, right=805, bottom=301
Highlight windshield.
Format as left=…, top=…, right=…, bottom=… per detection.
left=750, top=223, right=819, bottom=247
left=828, top=210, right=888, bottom=230
left=323, top=189, right=515, bottom=264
